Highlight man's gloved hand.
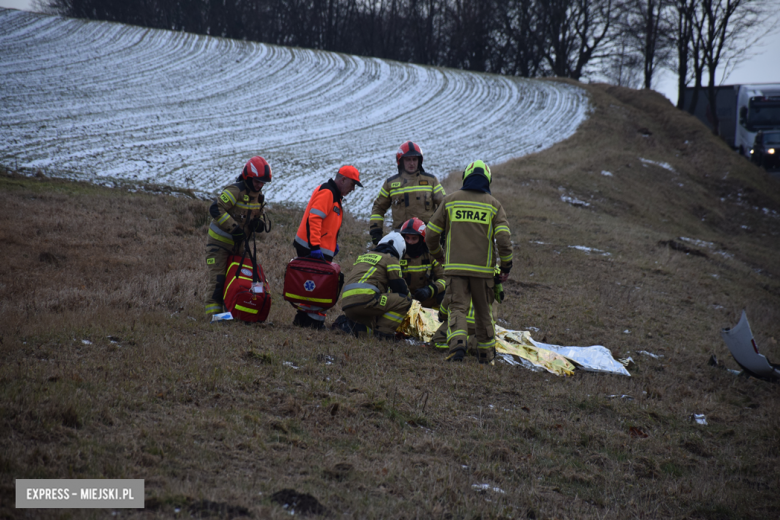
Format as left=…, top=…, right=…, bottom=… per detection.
left=309, top=248, right=325, bottom=260
left=369, top=228, right=383, bottom=245
left=499, top=262, right=512, bottom=283
left=335, top=243, right=340, bottom=256
left=231, top=226, right=245, bottom=242
left=248, top=217, right=265, bottom=233
left=413, top=286, right=433, bottom=302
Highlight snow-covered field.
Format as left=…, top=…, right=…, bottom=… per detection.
left=0, top=9, right=589, bottom=217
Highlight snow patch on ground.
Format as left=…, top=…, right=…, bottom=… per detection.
left=639, top=157, right=676, bottom=172
left=0, top=9, right=590, bottom=218
left=568, top=245, right=610, bottom=256
left=561, top=195, right=590, bottom=207
left=678, top=237, right=715, bottom=249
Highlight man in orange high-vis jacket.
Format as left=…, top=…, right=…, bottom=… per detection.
left=292, top=165, right=363, bottom=327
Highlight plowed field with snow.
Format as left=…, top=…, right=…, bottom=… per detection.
left=0, top=9, right=589, bottom=216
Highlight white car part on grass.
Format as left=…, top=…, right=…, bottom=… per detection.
left=720, top=310, right=780, bottom=380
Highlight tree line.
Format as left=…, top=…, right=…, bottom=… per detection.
left=40, top=0, right=773, bottom=124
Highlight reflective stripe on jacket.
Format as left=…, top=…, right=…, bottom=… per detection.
left=369, top=169, right=445, bottom=232
left=295, top=179, right=343, bottom=256
left=400, top=251, right=445, bottom=295
left=425, top=189, right=512, bottom=278
left=207, top=181, right=264, bottom=249
left=341, top=251, right=405, bottom=310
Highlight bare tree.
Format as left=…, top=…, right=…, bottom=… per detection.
left=601, top=28, right=644, bottom=87
left=618, top=0, right=674, bottom=89
left=493, top=0, right=545, bottom=76
left=672, top=0, right=696, bottom=108
left=536, top=0, right=619, bottom=80
left=697, top=0, right=768, bottom=134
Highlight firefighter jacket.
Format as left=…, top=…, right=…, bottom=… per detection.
left=401, top=251, right=445, bottom=297
left=341, top=251, right=409, bottom=311
left=295, top=179, right=343, bottom=257
left=369, top=168, right=445, bottom=233
left=207, top=180, right=265, bottom=251
left=425, top=189, right=513, bottom=278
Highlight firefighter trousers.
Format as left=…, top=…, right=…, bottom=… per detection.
left=204, top=242, right=239, bottom=316
left=446, top=276, right=495, bottom=360
left=343, top=292, right=412, bottom=336
left=432, top=291, right=475, bottom=350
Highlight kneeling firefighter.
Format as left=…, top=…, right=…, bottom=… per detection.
left=204, top=156, right=272, bottom=318
left=335, top=232, right=412, bottom=339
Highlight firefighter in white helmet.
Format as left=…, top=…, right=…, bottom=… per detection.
left=333, top=232, right=412, bottom=339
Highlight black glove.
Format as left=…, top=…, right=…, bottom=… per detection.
left=369, top=228, right=383, bottom=245
left=231, top=226, right=245, bottom=242
left=248, top=217, right=265, bottom=233
left=413, top=286, right=433, bottom=302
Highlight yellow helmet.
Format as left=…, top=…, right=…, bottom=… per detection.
left=462, top=160, right=491, bottom=183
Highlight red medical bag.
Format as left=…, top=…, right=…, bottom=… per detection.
left=224, top=254, right=272, bottom=322
left=283, top=257, right=342, bottom=311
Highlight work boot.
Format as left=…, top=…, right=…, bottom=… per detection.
left=332, top=314, right=359, bottom=336
left=373, top=330, right=398, bottom=341
left=446, top=338, right=466, bottom=362
left=478, top=347, right=496, bottom=365
left=293, top=311, right=325, bottom=330
left=445, top=348, right=466, bottom=362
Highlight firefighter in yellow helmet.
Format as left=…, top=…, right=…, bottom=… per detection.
left=204, top=156, right=271, bottom=318
left=425, top=160, right=512, bottom=363
left=369, top=141, right=445, bottom=244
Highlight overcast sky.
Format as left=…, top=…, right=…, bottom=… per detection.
left=1, top=0, right=777, bottom=105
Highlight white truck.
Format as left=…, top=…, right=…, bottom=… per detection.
left=682, top=83, right=780, bottom=158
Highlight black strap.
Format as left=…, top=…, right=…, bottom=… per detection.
left=234, top=230, right=260, bottom=283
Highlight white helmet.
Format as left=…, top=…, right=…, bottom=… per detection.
left=378, top=231, right=407, bottom=259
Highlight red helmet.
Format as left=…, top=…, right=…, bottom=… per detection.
left=241, top=156, right=272, bottom=183
left=400, top=217, right=426, bottom=240
left=395, top=141, right=423, bottom=168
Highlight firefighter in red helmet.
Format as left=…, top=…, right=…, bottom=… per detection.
left=204, top=156, right=272, bottom=318
left=369, top=141, right=445, bottom=244
left=399, top=217, right=445, bottom=308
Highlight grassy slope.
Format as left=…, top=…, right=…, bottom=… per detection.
left=1, top=82, right=779, bottom=519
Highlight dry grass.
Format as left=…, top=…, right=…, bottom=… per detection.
left=1, top=82, right=780, bottom=519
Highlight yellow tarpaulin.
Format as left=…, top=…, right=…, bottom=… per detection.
left=397, top=301, right=576, bottom=376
